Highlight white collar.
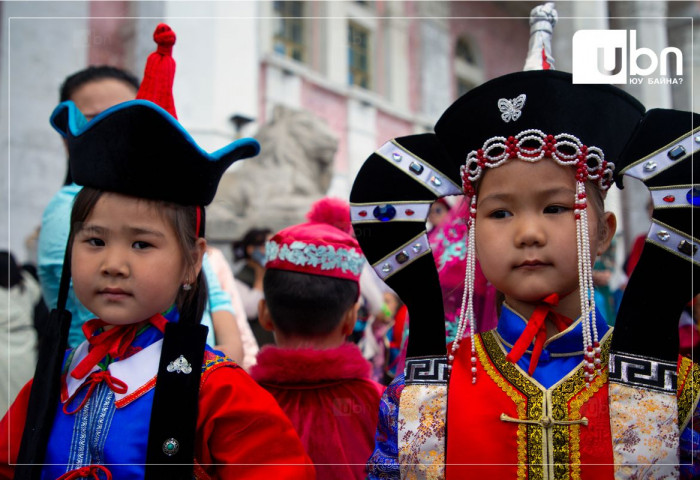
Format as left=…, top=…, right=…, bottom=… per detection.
left=63, top=339, right=162, bottom=407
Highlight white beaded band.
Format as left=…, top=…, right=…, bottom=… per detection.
left=647, top=220, right=700, bottom=266
left=371, top=232, right=430, bottom=281
left=649, top=186, right=698, bottom=209
left=620, top=128, right=699, bottom=183
left=377, top=141, right=462, bottom=197
left=460, top=129, right=613, bottom=195
left=350, top=202, right=432, bottom=224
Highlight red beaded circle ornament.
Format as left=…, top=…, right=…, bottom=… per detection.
left=460, top=129, right=614, bottom=197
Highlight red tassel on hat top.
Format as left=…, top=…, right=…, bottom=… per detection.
left=136, top=23, right=177, bottom=119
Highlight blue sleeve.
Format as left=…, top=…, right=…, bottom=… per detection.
left=680, top=399, right=700, bottom=479
left=202, top=254, right=234, bottom=315
left=367, top=373, right=404, bottom=480
left=37, top=185, right=96, bottom=347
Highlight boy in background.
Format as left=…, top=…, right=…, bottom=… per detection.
left=250, top=222, right=384, bottom=480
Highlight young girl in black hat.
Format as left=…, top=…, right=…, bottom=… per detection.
left=351, top=5, right=699, bottom=479
left=0, top=24, right=314, bottom=480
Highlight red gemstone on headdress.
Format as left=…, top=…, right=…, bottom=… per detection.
left=663, top=195, right=675, bottom=203
left=358, top=210, right=367, bottom=217
left=405, top=209, right=415, bottom=216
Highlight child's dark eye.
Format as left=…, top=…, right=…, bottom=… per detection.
left=489, top=209, right=512, bottom=219
left=86, top=238, right=105, bottom=247
left=132, top=241, right=152, bottom=250
left=544, top=205, right=570, bottom=214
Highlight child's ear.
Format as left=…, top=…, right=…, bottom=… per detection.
left=597, top=212, right=617, bottom=256
left=258, top=299, right=275, bottom=332
left=340, top=301, right=361, bottom=337
left=192, top=238, right=207, bottom=274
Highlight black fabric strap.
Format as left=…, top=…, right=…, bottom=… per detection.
left=145, top=322, right=207, bottom=479
left=15, top=242, right=74, bottom=479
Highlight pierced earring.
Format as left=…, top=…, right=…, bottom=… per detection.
left=182, top=283, right=192, bottom=291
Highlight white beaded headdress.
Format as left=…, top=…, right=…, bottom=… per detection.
left=448, top=3, right=609, bottom=385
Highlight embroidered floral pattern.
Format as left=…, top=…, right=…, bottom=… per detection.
left=266, top=240, right=364, bottom=276
left=610, top=383, right=680, bottom=479
left=398, top=384, right=447, bottom=479
left=367, top=374, right=404, bottom=479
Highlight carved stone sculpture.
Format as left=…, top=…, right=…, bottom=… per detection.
left=207, top=105, right=338, bottom=240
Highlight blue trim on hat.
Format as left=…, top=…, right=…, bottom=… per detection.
left=50, top=100, right=260, bottom=161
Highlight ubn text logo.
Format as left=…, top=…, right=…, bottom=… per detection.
left=572, top=30, right=683, bottom=84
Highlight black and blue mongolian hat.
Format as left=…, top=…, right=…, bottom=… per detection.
left=50, top=23, right=259, bottom=208
left=50, top=100, right=258, bottom=207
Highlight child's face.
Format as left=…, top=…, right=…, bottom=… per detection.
left=474, top=159, right=610, bottom=318
left=72, top=192, right=189, bottom=326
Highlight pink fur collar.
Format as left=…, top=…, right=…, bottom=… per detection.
left=250, top=343, right=372, bottom=384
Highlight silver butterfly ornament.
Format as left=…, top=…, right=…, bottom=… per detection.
left=498, top=94, right=526, bottom=123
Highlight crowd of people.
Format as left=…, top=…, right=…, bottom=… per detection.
left=1, top=12, right=698, bottom=480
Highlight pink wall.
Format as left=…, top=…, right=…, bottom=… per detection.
left=405, top=2, right=421, bottom=115
left=301, top=80, right=350, bottom=173
left=375, top=110, right=413, bottom=147
left=449, top=3, right=531, bottom=82
left=88, top=2, right=131, bottom=67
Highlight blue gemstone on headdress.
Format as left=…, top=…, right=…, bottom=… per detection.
left=409, top=162, right=424, bottom=174
left=686, top=187, right=700, bottom=206
left=373, top=204, right=397, bottom=221
left=667, top=145, right=686, bottom=161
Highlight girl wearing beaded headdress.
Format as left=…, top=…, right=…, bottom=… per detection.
left=354, top=4, right=700, bottom=479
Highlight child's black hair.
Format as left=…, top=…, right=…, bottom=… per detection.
left=0, top=251, right=24, bottom=290
left=69, top=187, right=208, bottom=325
left=59, top=65, right=139, bottom=103
left=232, top=228, right=272, bottom=261
left=263, top=269, right=359, bottom=336
left=60, top=66, right=140, bottom=186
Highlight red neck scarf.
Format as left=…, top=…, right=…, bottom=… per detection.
left=504, top=293, right=573, bottom=375
left=71, top=314, right=168, bottom=380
